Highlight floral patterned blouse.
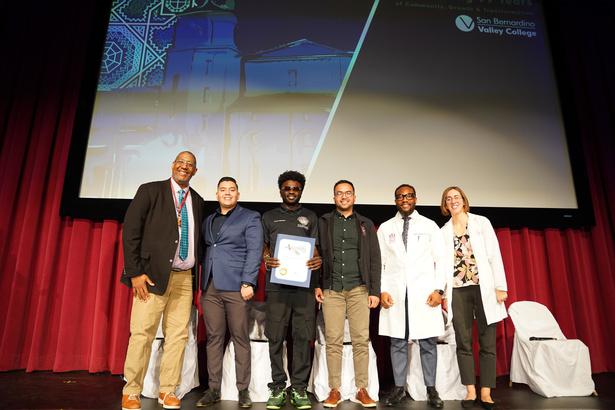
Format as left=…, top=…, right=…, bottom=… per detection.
left=453, top=233, right=479, bottom=288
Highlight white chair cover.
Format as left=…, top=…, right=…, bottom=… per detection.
left=220, top=302, right=289, bottom=402
left=247, top=301, right=267, bottom=341
left=308, top=311, right=379, bottom=402
left=142, top=307, right=200, bottom=399
left=407, top=314, right=466, bottom=400
left=508, top=301, right=595, bottom=397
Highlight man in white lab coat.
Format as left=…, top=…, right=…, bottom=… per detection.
left=377, top=184, right=448, bottom=408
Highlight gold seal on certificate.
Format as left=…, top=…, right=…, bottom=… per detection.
left=270, top=234, right=315, bottom=288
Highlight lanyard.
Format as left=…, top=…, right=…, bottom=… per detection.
left=171, top=181, right=189, bottom=227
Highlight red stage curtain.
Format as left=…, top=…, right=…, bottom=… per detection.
left=1, top=1, right=614, bottom=375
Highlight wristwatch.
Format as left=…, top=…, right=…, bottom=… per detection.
left=434, top=289, right=444, bottom=295
left=241, top=283, right=252, bottom=289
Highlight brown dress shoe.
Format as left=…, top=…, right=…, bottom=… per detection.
left=121, top=394, right=141, bottom=410
left=323, top=389, right=342, bottom=408
left=355, top=388, right=377, bottom=408
left=158, top=392, right=181, bottom=409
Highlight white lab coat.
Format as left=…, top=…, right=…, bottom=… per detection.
left=441, top=213, right=508, bottom=325
left=378, top=211, right=448, bottom=340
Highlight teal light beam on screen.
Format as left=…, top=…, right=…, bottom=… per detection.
left=305, top=0, right=380, bottom=179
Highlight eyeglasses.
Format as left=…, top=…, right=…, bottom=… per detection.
left=281, top=186, right=302, bottom=192
left=395, top=193, right=416, bottom=200
left=445, top=195, right=462, bottom=202
left=334, top=190, right=354, bottom=197
left=174, top=159, right=195, bottom=169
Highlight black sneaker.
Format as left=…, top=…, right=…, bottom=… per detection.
left=196, top=388, right=221, bottom=407
left=384, top=386, right=406, bottom=406
left=238, top=388, right=252, bottom=408
left=426, top=386, right=444, bottom=409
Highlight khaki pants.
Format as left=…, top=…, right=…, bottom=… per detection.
left=322, top=285, right=370, bottom=389
left=123, top=270, right=193, bottom=395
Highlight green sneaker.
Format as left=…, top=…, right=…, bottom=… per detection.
left=266, top=388, right=287, bottom=410
left=290, top=388, right=312, bottom=410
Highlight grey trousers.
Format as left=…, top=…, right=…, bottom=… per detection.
left=390, top=291, right=438, bottom=387
left=390, top=336, right=438, bottom=387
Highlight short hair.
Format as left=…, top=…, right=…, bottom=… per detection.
left=217, top=176, right=238, bottom=189
left=394, top=184, right=416, bottom=197
left=333, top=179, right=355, bottom=193
left=174, top=150, right=197, bottom=166
left=440, top=186, right=470, bottom=216
left=278, top=170, right=306, bottom=189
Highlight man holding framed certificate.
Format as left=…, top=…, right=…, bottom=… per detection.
left=262, top=171, right=322, bottom=410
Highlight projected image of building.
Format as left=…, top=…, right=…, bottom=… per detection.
left=82, top=1, right=358, bottom=199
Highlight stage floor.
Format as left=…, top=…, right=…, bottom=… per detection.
left=0, top=371, right=612, bottom=409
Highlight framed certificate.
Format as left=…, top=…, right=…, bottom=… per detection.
left=270, top=234, right=316, bottom=288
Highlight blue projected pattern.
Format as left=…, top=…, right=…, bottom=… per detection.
left=99, top=1, right=178, bottom=90
left=101, top=41, right=123, bottom=74
left=99, top=0, right=239, bottom=90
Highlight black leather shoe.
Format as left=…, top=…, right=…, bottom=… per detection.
left=479, top=399, right=496, bottom=410
left=461, top=398, right=478, bottom=408
left=426, top=386, right=444, bottom=409
left=383, top=386, right=406, bottom=406
left=478, top=399, right=498, bottom=410
left=196, top=388, right=221, bottom=407
left=239, top=389, right=253, bottom=408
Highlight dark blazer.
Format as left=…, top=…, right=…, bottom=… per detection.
left=121, top=179, right=205, bottom=295
left=201, top=205, right=263, bottom=291
left=318, top=210, right=381, bottom=296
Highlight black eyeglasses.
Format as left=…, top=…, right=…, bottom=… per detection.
left=174, top=159, right=195, bottom=169
left=395, top=193, right=416, bottom=200
left=281, top=186, right=302, bottom=192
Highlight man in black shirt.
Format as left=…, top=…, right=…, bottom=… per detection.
left=262, top=171, right=322, bottom=410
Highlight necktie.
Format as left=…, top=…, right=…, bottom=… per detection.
left=178, top=189, right=189, bottom=260
left=402, top=215, right=410, bottom=251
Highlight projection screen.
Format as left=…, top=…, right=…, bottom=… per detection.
left=64, top=0, right=591, bottom=225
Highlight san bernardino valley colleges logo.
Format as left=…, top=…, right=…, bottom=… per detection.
left=455, top=15, right=475, bottom=32
left=454, top=14, right=537, bottom=38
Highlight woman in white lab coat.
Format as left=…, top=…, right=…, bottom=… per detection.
left=440, top=186, right=508, bottom=410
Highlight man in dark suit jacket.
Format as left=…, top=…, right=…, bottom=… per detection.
left=120, top=151, right=205, bottom=410
left=197, top=177, right=263, bottom=409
